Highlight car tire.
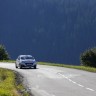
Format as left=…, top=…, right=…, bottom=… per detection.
left=34, top=65, right=37, bottom=69
left=19, top=64, right=22, bottom=69
left=15, top=63, right=18, bottom=68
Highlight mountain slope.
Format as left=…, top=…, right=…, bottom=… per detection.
left=0, top=0, right=96, bottom=64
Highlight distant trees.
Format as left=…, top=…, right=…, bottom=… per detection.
left=0, top=44, right=10, bottom=60
left=80, top=48, right=96, bottom=67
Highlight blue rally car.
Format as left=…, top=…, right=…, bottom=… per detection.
left=15, top=55, right=37, bottom=69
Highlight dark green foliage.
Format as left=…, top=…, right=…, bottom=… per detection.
left=80, top=48, right=96, bottom=67
left=0, top=44, right=10, bottom=60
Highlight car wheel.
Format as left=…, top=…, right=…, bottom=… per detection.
left=34, top=65, right=37, bottom=69
left=15, top=63, right=18, bottom=68
left=19, top=64, right=22, bottom=69
left=29, top=67, right=32, bottom=69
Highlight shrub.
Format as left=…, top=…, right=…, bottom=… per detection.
left=80, top=48, right=96, bottom=67
left=0, top=44, right=10, bottom=60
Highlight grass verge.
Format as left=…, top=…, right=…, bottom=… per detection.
left=38, top=62, right=96, bottom=72
left=0, top=68, right=31, bottom=96
left=0, top=60, right=15, bottom=63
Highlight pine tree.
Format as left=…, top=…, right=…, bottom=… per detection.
left=0, top=44, right=10, bottom=60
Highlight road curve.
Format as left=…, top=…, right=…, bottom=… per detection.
left=0, top=62, right=96, bottom=96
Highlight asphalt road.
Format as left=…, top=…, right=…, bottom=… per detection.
left=0, top=62, right=96, bottom=96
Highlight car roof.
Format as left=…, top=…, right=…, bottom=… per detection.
left=19, top=55, right=32, bottom=57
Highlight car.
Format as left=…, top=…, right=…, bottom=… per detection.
left=15, top=55, right=37, bottom=69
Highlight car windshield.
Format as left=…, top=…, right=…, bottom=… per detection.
left=21, top=57, right=25, bottom=60
left=25, top=56, right=34, bottom=59
left=20, top=56, right=34, bottom=60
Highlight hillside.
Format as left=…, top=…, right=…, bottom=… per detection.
left=0, top=0, right=96, bottom=65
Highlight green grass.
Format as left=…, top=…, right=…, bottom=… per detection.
left=38, top=62, right=96, bottom=72
left=0, top=68, right=18, bottom=96
left=0, top=68, right=30, bottom=96
left=0, top=60, right=15, bottom=63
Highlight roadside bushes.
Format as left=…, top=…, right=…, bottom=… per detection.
left=0, top=44, right=10, bottom=60
left=80, top=47, right=96, bottom=67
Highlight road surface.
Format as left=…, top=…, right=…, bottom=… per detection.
left=0, top=62, right=96, bottom=96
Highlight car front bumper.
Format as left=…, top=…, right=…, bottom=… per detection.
left=20, top=62, right=37, bottom=67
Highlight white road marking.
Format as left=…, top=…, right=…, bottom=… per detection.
left=77, top=84, right=84, bottom=87
left=71, top=81, right=76, bottom=84
left=37, top=68, right=96, bottom=93
left=86, top=88, right=95, bottom=92
left=58, top=73, right=95, bottom=92
left=68, top=79, right=73, bottom=82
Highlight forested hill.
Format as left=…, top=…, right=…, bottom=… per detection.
left=0, top=0, right=96, bottom=65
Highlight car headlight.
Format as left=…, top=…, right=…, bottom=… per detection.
left=20, top=61, right=25, bottom=63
